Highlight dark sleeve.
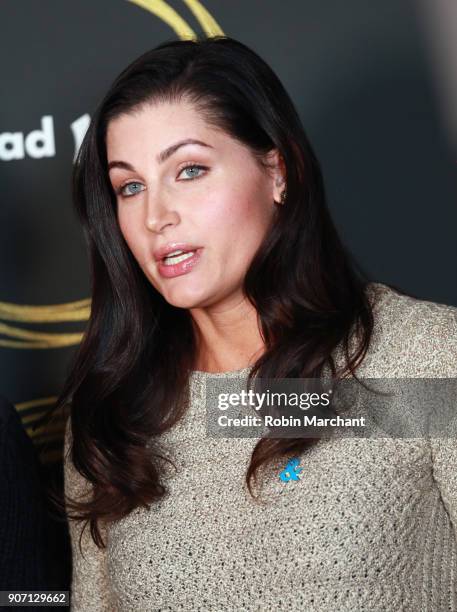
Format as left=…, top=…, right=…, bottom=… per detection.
left=0, top=395, right=51, bottom=591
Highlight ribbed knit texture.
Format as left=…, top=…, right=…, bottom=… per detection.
left=64, top=282, right=457, bottom=611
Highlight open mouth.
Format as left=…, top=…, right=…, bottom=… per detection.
left=156, top=248, right=203, bottom=278
left=162, top=250, right=197, bottom=266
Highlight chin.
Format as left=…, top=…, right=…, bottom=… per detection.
left=161, top=286, right=211, bottom=310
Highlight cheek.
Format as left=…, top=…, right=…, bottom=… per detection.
left=204, top=184, right=258, bottom=231
left=204, top=191, right=271, bottom=265
left=117, top=212, right=146, bottom=263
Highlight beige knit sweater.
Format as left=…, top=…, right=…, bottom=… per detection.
left=64, top=282, right=457, bottom=611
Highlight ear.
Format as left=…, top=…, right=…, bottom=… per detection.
left=264, top=148, right=286, bottom=203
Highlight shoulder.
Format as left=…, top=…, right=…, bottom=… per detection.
left=358, top=282, right=457, bottom=377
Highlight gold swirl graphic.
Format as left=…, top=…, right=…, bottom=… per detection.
left=0, top=300, right=89, bottom=348
left=0, top=322, right=84, bottom=349
left=182, top=0, right=224, bottom=36
left=128, top=0, right=223, bottom=38
left=4, top=0, right=225, bottom=462
left=16, top=396, right=59, bottom=424
left=15, top=396, right=68, bottom=465
left=0, top=299, right=90, bottom=322
left=128, top=0, right=197, bottom=38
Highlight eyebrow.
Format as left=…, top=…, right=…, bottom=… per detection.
left=107, top=138, right=213, bottom=172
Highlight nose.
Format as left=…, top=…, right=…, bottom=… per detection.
left=144, top=192, right=180, bottom=234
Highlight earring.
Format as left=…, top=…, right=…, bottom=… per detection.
left=274, top=186, right=287, bottom=206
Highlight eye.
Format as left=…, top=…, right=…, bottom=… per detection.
left=114, top=164, right=208, bottom=199
left=177, top=163, right=208, bottom=181
left=116, top=181, right=144, bottom=198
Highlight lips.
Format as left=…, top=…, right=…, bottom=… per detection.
left=156, top=247, right=203, bottom=279
left=153, top=243, right=201, bottom=262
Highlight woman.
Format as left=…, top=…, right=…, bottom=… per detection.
left=59, top=35, right=457, bottom=610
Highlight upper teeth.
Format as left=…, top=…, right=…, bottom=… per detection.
left=163, top=250, right=196, bottom=265
left=166, top=250, right=186, bottom=257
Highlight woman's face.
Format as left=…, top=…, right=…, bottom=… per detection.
left=106, top=99, right=284, bottom=311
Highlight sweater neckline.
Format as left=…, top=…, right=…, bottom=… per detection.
left=190, top=365, right=252, bottom=380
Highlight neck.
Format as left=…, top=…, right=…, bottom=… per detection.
left=190, top=296, right=265, bottom=373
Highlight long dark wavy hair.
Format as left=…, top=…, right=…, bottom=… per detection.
left=49, top=35, right=380, bottom=549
